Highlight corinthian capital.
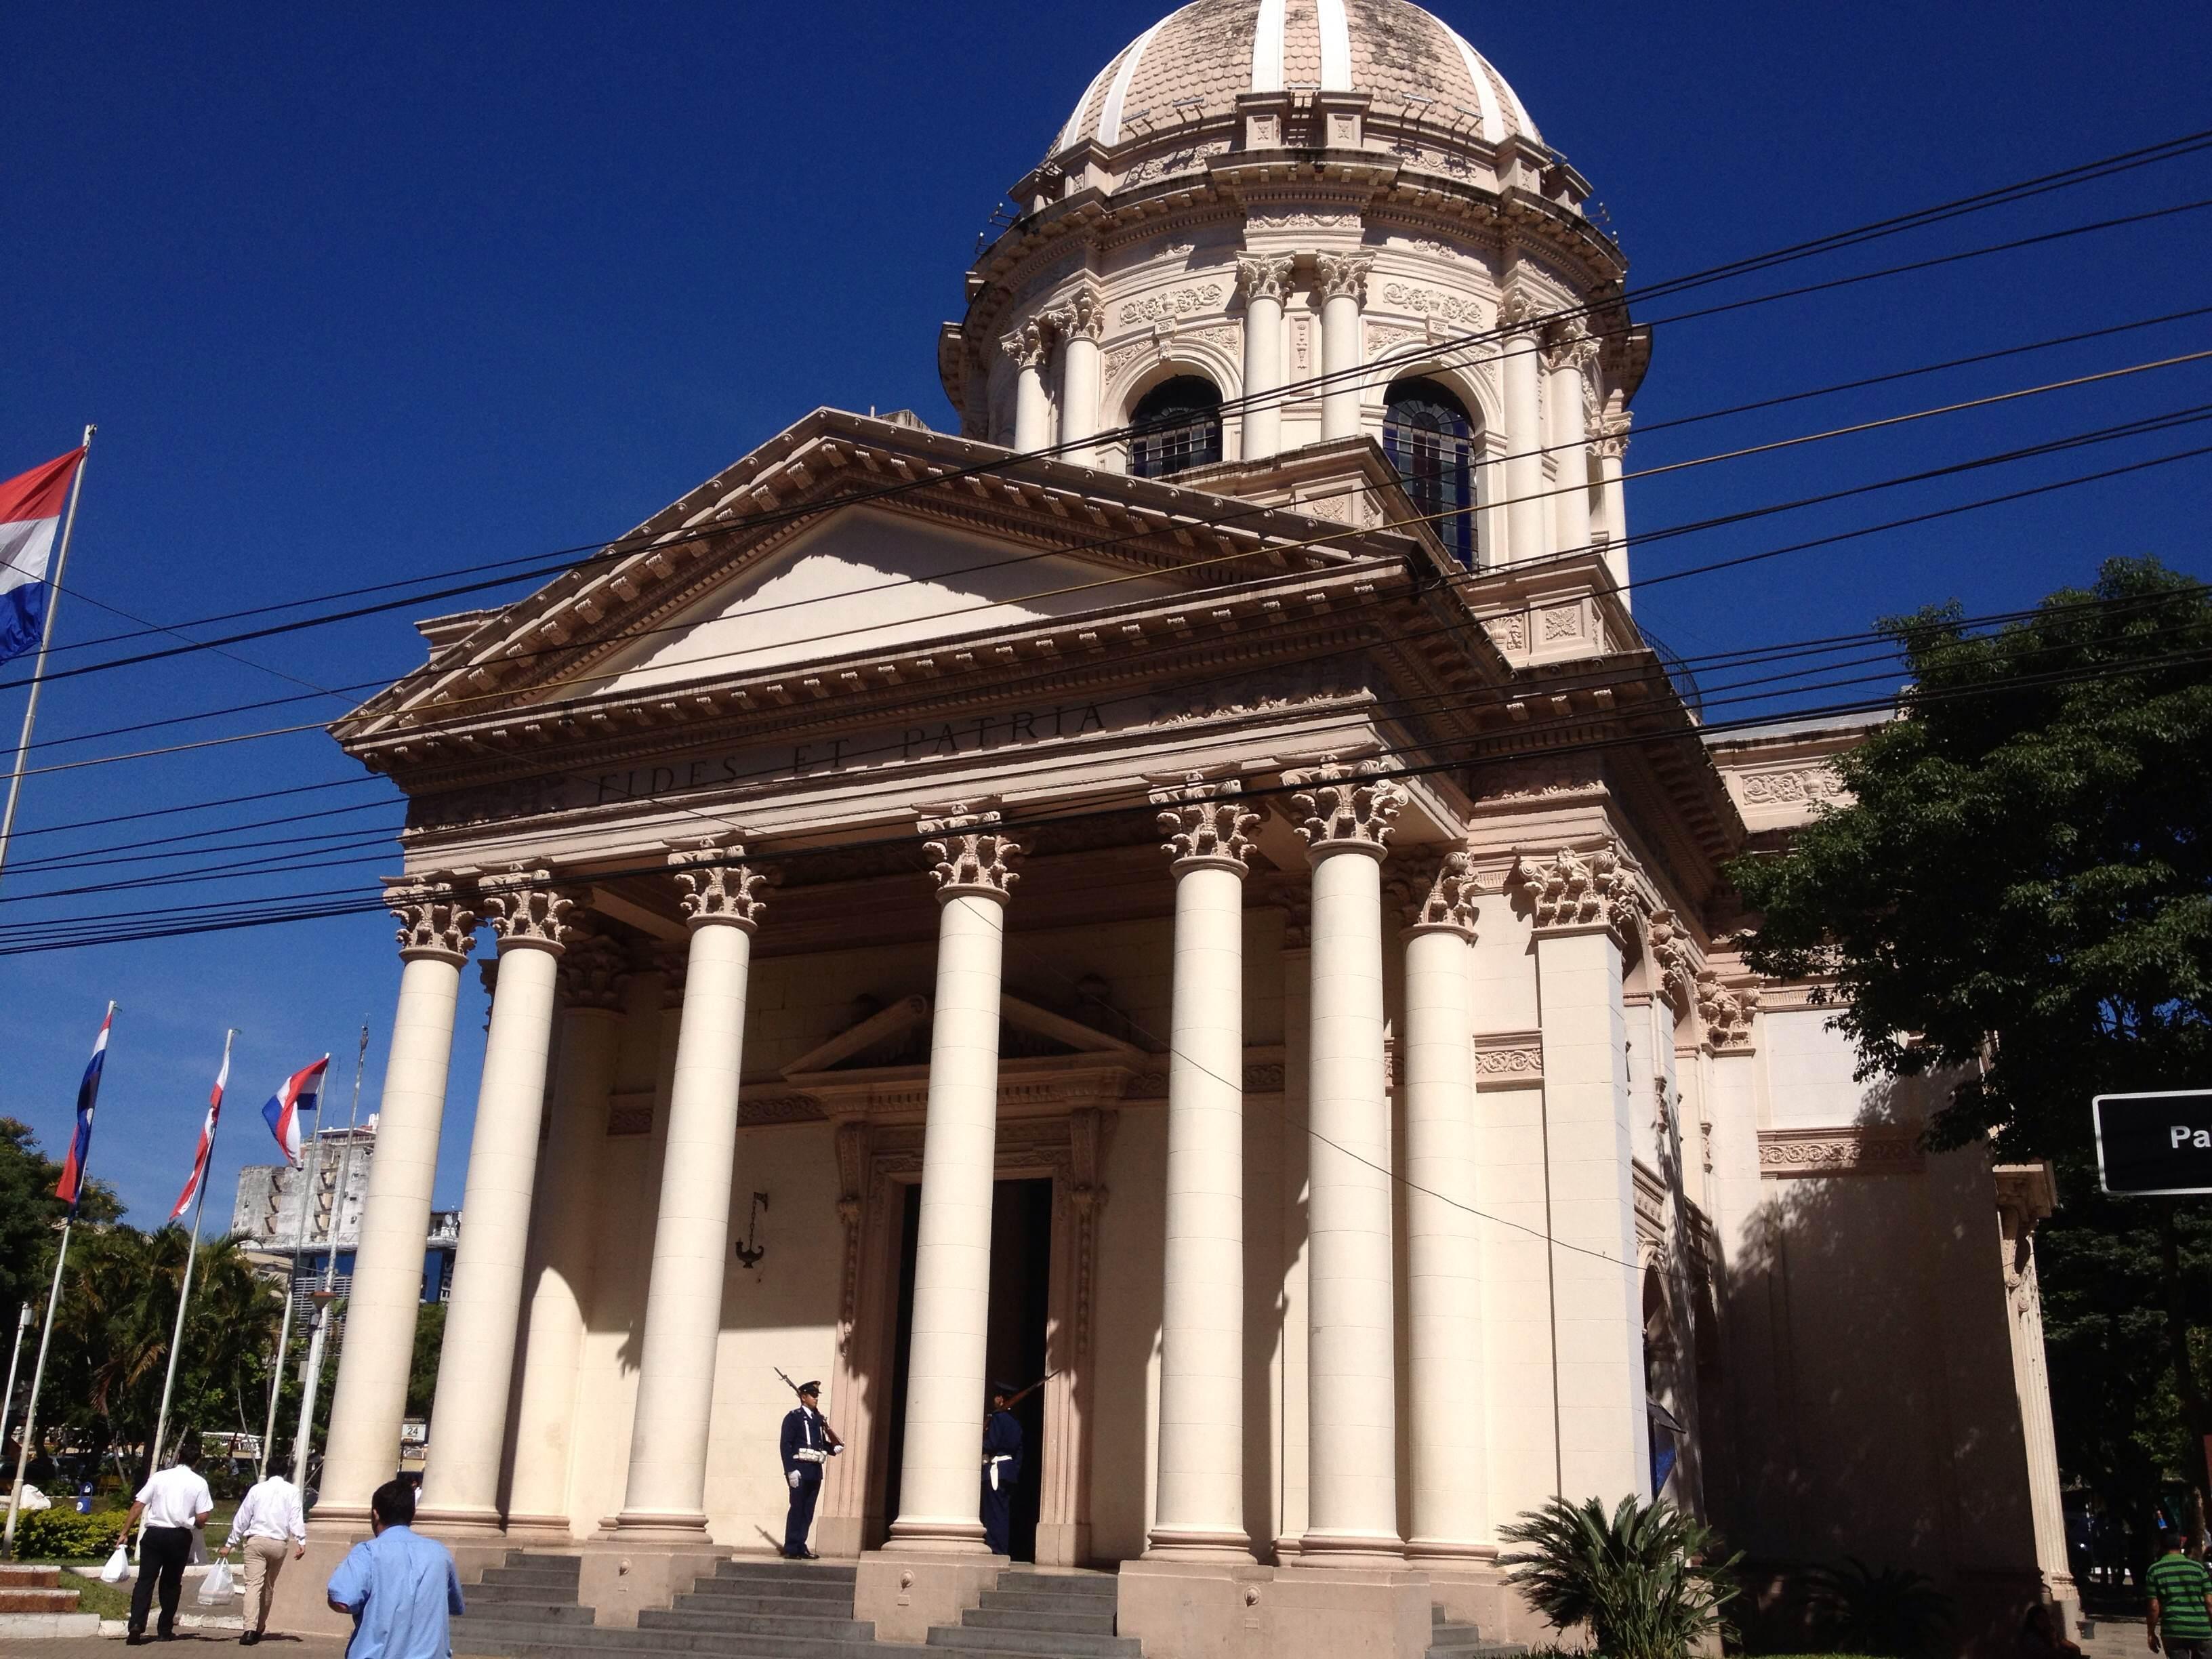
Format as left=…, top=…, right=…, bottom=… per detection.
left=1151, top=774, right=1261, bottom=874
left=1507, top=842, right=1644, bottom=947
left=1050, top=283, right=1106, bottom=341
left=1495, top=283, right=1546, bottom=333
left=480, top=863, right=576, bottom=954
left=1313, top=251, right=1375, bottom=304
left=1544, top=318, right=1600, bottom=374
left=1646, top=905, right=1696, bottom=1014
left=669, top=836, right=771, bottom=931
left=1235, top=253, right=1297, bottom=304
left=388, top=876, right=478, bottom=964
left=556, top=926, right=631, bottom=1010
left=1000, top=319, right=1050, bottom=370
left=1288, top=757, right=1403, bottom=859
left=920, top=804, right=1023, bottom=902
left=1393, top=848, right=1479, bottom=937
left=1593, top=411, right=1631, bottom=462
left=1695, top=967, right=1759, bottom=1052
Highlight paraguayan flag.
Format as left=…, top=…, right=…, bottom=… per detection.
left=0, top=448, right=87, bottom=668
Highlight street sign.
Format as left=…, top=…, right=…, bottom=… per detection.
left=2093, top=1090, right=2212, bottom=1195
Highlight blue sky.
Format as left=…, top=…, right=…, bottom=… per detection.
left=4, top=1, right=2210, bottom=1227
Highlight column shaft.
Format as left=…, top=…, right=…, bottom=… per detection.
left=1237, top=255, right=1293, bottom=462
left=1319, top=293, right=1361, bottom=442
left=617, top=917, right=756, bottom=1532
left=1061, top=333, right=1101, bottom=459
left=320, top=941, right=469, bottom=1521
left=893, top=891, right=1009, bottom=1549
left=1403, top=915, right=1486, bottom=1553
left=506, top=1000, right=622, bottom=1530
left=1595, top=418, right=1631, bottom=600
left=1148, top=784, right=1254, bottom=1557
left=1501, top=312, right=1546, bottom=565
left=1007, top=322, right=1052, bottom=454
left=1549, top=342, right=1593, bottom=560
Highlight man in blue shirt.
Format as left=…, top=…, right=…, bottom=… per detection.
left=325, top=1479, right=464, bottom=1659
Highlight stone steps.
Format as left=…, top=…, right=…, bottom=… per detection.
left=1427, top=1606, right=1525, bottom=1659
left=0, top=1565, right=81, bottom=1616
left=928, top=1570, right=1138, bottom=1659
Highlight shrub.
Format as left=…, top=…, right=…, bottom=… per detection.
left=1500, top=1494, right=1742, bottom=1659
left=1803, top=1558, right=1952, bottom=1658
left=14, top=1505, right=131, bottom=1561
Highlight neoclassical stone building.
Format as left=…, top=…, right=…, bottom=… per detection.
left=289, top=3, right=2073, bottom=1654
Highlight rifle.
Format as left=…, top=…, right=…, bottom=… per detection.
left=996, top=1371, right=1059, bottom=1412
left=773, top=1366, right=844, bottom=1453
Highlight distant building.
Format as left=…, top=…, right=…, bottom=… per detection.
left=232, top=1118, right=458, bottom=1307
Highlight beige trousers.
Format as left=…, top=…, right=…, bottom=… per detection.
left=241, top=1537, right=289, bottom=1633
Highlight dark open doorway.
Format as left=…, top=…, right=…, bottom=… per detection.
left=879, top=1175, right=1054, bottom=1560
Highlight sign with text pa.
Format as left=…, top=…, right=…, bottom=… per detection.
left=2094, top=1090, right=2212, bottom=1195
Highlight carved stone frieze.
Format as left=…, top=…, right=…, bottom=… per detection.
left=1475, top=755, right=1605, bottom=802
left=1380, top=282, right=1481, bottom=326
left=480, top=863, right=575, bottom=954
left=1759, top=1126, right=1923, bottom=1176
left=1118, top=283, right=1225, bottom=325
left=1507, top=844, right=1644, bottom=945
left=920, top=805, right=1024, bottom=901
left=388, top=877, right=478, bottom=964
left=1739, top=765, right=1847, bottom=806
left=669, top=836, right=771, bottom=931
left=1151, top=775, right=1260, bottom=874
left=1288, top=757, right=1404, bottom=857
left=1474, top=1031, right=1543, bottom=1087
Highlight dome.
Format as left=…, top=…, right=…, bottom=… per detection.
left=1046, top=0, right=1542, bottom=164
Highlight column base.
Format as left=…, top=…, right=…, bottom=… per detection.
left=855, top=1548, right=1006, bottom=1645
left=607, top=1509, right=712, bottom=1544
left=501, top=1511, right=580, bottom=1544
left=1144, top=1525, right=1257, bottom=1563
left=883, top=1516, right=990, bottom=1554
left=1297, top=1528, right=1409, bottom=1566
left=414, top=1504, right=507, bottom=1536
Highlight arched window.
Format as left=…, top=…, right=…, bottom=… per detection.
left=1128, top=376, right=1223, bottom=478
left=1383, top=377, right=1479, bottom=569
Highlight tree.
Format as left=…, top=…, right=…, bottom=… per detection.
left=1730, top=555, right=2212, bottom=1513
left=0, top=1118, right=122, bottom=1333
left=407, top=1301, right=445, bottom=1422
left=1499, top=1494, right=1740, bottom=1659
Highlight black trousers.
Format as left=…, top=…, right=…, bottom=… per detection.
left=129, top=1526, right=193, bottom=1637
left=783, top=1470, right=821, bottom=1556
left=980, top=1476, right=1013, bottom=1556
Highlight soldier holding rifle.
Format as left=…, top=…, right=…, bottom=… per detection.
left=775, top=1370, right=842, bottom=1559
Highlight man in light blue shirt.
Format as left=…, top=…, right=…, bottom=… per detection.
left=325, top=1479, right=464, bottom=1659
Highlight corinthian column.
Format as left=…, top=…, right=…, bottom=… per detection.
left=1052, top=287, right=1105, bottom=462
left=1393, top=851, right=1488, bottom=1558
left=505, top=928, right=629, bottom=1534
left=1313, top=253, right=1374, bottom=443
left=616, top=838, right=769, bottom=1536
left=1547, top=321, right=1599, bottom=562
left=1498, top=285, right=1547, bottom=565
left=1508, top=844, right=1652, bottom=1504
left=319, top=881, right=478, bottom=1524
left=1594, top=412, right=1632, bottom=597
left=1146, top=777, right=1261, bottom=1560
left=420, top=865, right=574, bottom=1531
left=1236, top=254, right=1295, bottom=461
left=1003, top=323, right=1052, bottom=453
left=889, top=807, right=1024, bottom=1553
left=1290, top=759, right=1405, bottom=1562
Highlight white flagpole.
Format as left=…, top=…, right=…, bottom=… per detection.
left=258, top=1118, right=323, bottom=1478
left=0, top=424, right=96, bottom=890
left=0, top=1303, right=29, bottom=1483
left=292, top=1023, right=369, bottom=1488
left=149, top=1028, right=237, bottom=1481
left=3, top=997, right=114, bottom=1557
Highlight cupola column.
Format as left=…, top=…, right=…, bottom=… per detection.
left=1594, top=413, right=1632, bottom=599
left=419, top=863, right=575, bottom=1532
left=1499, top=284, right=1548, bottom=565
left=1050, top=288, right=1105, bottom=463
left=1145, top=777, right=1260, bottom=1560
left=1236, top=255, right=1296, bottom=461
left=1291, top=759, right=1407, bottom=1562
left=1314, top=253, right=1374, bottom=443
left=317, top=880, right=477, bottom=1525
left=888, top=807, right=1025, bottom=1553
left=615, top=838, right=769, bottom=1536
left=1547, top=321, right=1599, bottom=564
left=1392, top=851, right=1490, bottom=1559
left=1003, top=323, right=1053, bottom=454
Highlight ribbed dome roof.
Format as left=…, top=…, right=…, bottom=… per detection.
left=1046, top=0, right=1542, bottom=162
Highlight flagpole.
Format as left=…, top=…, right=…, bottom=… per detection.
left=258, top=1123, right=323, bottom=1479
left=3, top=997, right=115, bottom=1557
left=293, top=1022, right=368, bottom=1488
left=0, top=1302, right=29, bottom=1479
left=149, top=1027, right=237, bottom=1482
left=0, top=425, right=95, bottom=890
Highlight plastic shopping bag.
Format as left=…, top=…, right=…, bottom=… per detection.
left=197, top=1560, right=234, bottom=1605
left=189, top=1528, right=207, bottom=1565
left=100, top=1547, right=129, bottom=1585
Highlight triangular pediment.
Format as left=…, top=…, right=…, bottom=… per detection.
left=782, top=991, right=1143, bottom=1080
left=591, top=504, right=1183, bottom=695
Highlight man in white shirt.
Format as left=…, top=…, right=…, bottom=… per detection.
left=219, top=1465, right=307, bottom=1645
left=118, top=1443, right=213, bottom=1645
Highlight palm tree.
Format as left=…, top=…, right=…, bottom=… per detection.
left=1498, top=1494, right=1740, bottom=1659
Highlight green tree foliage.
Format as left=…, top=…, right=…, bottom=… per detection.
left=407, top=1300, right=444, bottom=1422
left=1499, top=1494, right=1740, bottom=1659
left=1729, top=556, right=2212, bottom=1519
left=0, top=1118, right=122, bottom=1331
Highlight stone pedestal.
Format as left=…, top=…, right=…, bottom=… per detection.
left=854, top=1551, right=1008, bottom=1645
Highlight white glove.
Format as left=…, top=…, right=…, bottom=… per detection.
left=788, top=1470, right=800, bottom=1490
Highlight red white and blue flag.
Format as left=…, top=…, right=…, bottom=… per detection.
left=169, top=1044, right=232, bottom=1221
left=262, top=1055, right=328, bottom=1168
left=0, top=448, right=86, bottom=668
left=54, top=1006, right=112, bottom=1214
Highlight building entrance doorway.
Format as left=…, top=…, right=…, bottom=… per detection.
left=878, top=1176, right=1054, bottom=1561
